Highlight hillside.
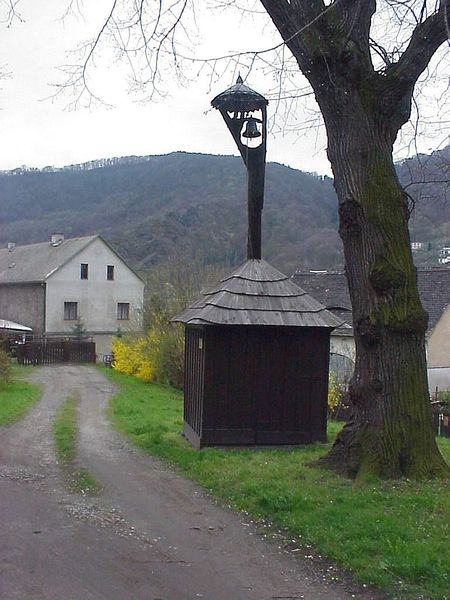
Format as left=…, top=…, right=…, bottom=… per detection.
left=396, top=146, right=450, bottom=267
left=0, top=149, right=448, bottom=275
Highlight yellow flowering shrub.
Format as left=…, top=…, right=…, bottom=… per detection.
left=112, top=336, right=154, bottom=382
left=111, top=323, right=184, bottom=389
left=328, top=371, right=342, bottom=414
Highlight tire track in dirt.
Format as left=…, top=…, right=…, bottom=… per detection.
left=1, top=366, right=384, bottom=599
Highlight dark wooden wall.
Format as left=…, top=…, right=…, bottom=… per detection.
left=183, top=327, right=205, bottom=444
left=183, top=325, right=330, bottom=448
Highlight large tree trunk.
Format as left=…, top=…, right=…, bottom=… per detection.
left=319, top=103, right=448, bottom=480
left=259, top=0, right=449, bottom=479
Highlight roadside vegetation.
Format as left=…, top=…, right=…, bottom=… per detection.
left=52, top=393, right=100, bottom=495
left=112, top=258, right=225, bottom=389
left=106, top=368, right=449, bottom=600
left=0, top=352, right=41, bottom=425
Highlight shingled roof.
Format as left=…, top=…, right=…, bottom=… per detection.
left=292, top=267, right=450, bottom=335
left=419, top=268, right=450, bottom=333
left=173, top=259, right=343, bottom=328
left=0, top=236, right=97, bottom=284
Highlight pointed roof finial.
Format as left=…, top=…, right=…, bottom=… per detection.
left=236, top=73, right=243, bottom=84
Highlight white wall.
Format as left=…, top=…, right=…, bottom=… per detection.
left=330, top=334, right=355, bottom=362
left=427, top=305, right=450, bottom=369
left=45, top=238, right=144, bottom=353
left=331, top=329, right=450, bottom=392
left=428, top=368, right=450, bottom=392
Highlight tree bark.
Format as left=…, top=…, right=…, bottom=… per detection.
left=260, top=0, right=449, bottom=479
left=320, top=106, right=447, bottom=479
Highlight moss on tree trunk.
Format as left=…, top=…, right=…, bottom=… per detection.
left=259, top=0, right=450, bottom=480
left=320, top=124, right=448, bottom=480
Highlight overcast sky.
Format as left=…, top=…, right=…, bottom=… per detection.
left=0, top=1, right=447, bottom=175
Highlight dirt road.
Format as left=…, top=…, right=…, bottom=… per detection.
left=0, top=366, right=382, bottom=599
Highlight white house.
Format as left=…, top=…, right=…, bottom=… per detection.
left=0, top=234, right=144, bottom=356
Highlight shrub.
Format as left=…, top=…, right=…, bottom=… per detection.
left=438, top=390, right=450, bottom=407
left=151, top=325, right=184, bottom=389
left=0, top=348, right=12, bottom=383
left=112, top=336, right=154, bottom=382
left=112, top=257, right=226, bottom=390
left=328, top=371, right=349, bottom=419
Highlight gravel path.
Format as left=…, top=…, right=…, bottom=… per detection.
left=0, top=366, right=384, bottom=599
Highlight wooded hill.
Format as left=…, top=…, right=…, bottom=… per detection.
left=0, top=148, right=448, bottom=275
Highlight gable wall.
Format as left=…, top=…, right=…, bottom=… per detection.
left=0, top=283, right=45, bottom=334
left=45, top=238, right=144, bottom=339
left=427, top=305, right=450, bottom=368
left=330, top=334, right=355, bottom=362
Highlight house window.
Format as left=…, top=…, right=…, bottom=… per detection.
left=117, top=302, right=130, bottom=320
left=64, top=302, right=78, bottom=320
left=107, top=265, right=114, bottom=281
left=81, top=263, right=88, bottom=279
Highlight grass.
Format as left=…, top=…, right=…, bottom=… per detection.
left=53, top=393, right=100, bottom=495
left=0, top=365, right=42, bottom=425
left=105, top=368, right=450, bottom=600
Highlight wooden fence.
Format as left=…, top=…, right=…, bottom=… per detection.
left=431, top=406, right=450, bottom=438
left=16, top=339, right=96, bottom=365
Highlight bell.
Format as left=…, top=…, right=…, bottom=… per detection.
left=242, top=117, right=261, bottom=139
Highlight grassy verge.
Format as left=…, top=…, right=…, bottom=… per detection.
left=106, top=368, right=450, bottom=600
left=53, top=393, right=100, bottom=495
left=0, top=365, right=42, bottom=425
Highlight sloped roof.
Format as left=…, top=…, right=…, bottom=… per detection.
left=0, top=236, right=97, bottom=284
left=418, top=268, right=450, bottom=333
left=0, top=235, right=144, bottom=284
left=293, top=271, right=352, bottom=311
left=211, top=76, right=268, bottom=112
left=292, top=267, right=450, bottom=335
left=173, top=259, right=343, bottom=328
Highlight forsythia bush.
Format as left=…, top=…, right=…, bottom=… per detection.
left=328, top=372, right=342, bottom=414
left=111, top=326, right=184, bottom=388
left=112, top=336, right=154, bottom=382
left=327, top=371, right=351, bottom=419
left=111, top=258, right=224, bottom=390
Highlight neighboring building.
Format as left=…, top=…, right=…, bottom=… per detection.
left=0, top=234, right=144, bottom=356
left=438, top=247, right=450, bottom=265
left=293, top=267, right=450, bottom=390
left=292, top=270, right=354, bottom=377
left=411, top=241, right=424, bottom=251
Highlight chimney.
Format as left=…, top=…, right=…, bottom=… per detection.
left=7, top=241, right=16, bottom=251
left=51, top=233, right=64, bottom=246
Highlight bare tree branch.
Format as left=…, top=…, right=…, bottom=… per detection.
left=0, top=0, right=23, bottom=26
left=385, top=0, right=449, bottom=83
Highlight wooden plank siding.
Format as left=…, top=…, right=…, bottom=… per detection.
left=183, top=328, right=205, bottom=448
left=176, top=260, right=338, bottom=449
left=183, top=325, right=330, bottom=447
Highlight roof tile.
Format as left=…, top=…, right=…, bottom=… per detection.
left=292, top=268, right=450, bottom=335
left=173, top=259, right=342, bottom=328
left=0, top=236, right=98, bottom=283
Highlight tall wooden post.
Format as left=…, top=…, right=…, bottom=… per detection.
left=211, top=78, right=268, bottom=260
